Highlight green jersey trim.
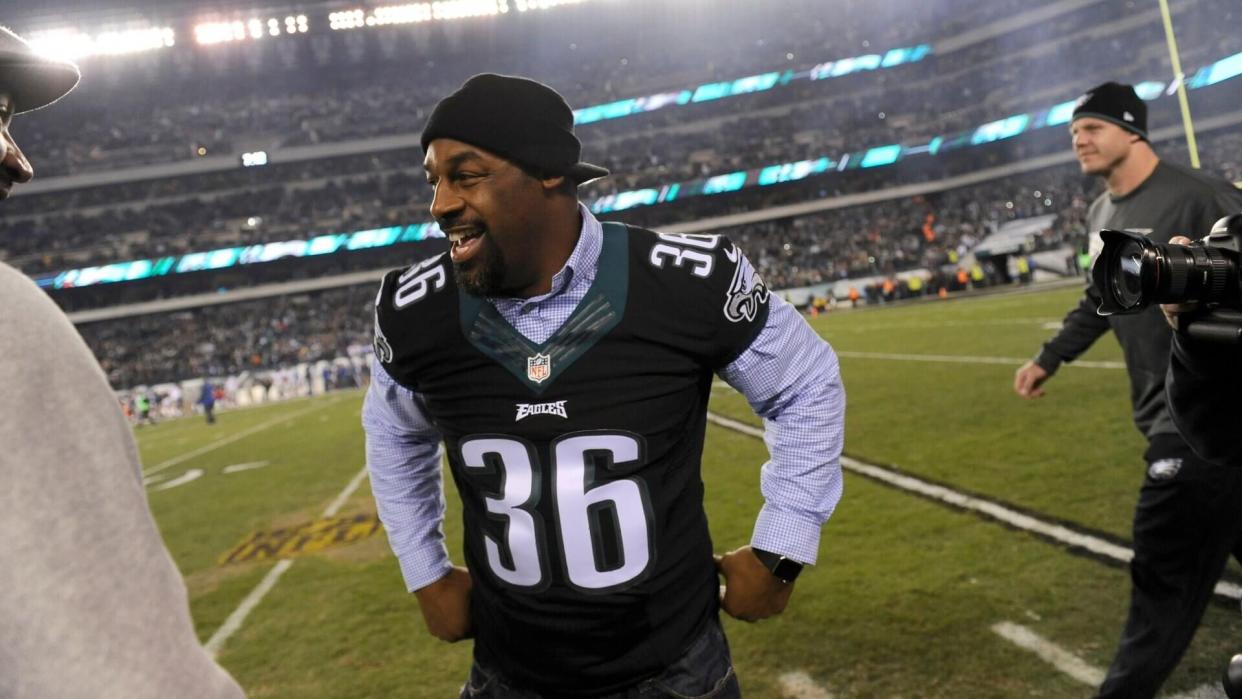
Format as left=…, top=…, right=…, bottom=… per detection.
left=458, top=222, right=629, bottom=395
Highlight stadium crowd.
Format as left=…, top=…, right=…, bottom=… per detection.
left=11, top=124, right=1238, bottom=301
left=2, top=0, right=1238, bottom=282
left=7, top=0, right=1235, bottom=180
left=71, top=151, right=1109, bottom=390
left=13, top=0, right=1054, bottom=178
left=4, top=0, right=1239, bottom=390
left=79, top=284, right=375, bottom=389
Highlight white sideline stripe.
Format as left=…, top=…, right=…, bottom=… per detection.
left=834, top=350, right=1125, bottom=370
left=991, top=621, right=1105, bottom=686
left=143, top=398, right=339, bottom=477
left=828, top=318, right=1062, bottom=333
left=778, top=670, right=834, bottom=698
left=704, top=413, right=1242, bottom=602
left=204, top=465, right=370, bottom=657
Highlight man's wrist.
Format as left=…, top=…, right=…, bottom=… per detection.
left=751, top=548, right=803, bottom=583
left=1033, top=350, right=1061, bottom=376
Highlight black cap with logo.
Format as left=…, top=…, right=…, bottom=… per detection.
left=1072, top=81, right=1148, bottom=140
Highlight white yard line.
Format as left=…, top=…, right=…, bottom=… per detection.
left=323, top=467, right=371, bottom=518
left=143, top=398, right=341, bottom=478
left=221, top=460, right=272, bottom=474
left=833, top=350, right=1124, bottom=370
left=991, top=621, right=1105, bottom=686
left=778, top=671, right=835, bottom=698
left=204, top=465, right=371, bottom=657
left=989, top=623, right=1224, bottom=696
left=151, top=468, right=204, bottom=492
left=204, top=558, right=294, bottom=657
left=705, top=413, right=1242, bottom=602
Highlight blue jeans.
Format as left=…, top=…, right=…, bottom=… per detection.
left=459, top=618, right=741, bottom=698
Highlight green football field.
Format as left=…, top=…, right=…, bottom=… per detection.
left=136, top=284, right=1241, bottom=698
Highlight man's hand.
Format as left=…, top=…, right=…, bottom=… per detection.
left=715, top=546, right=795, bottom=622
left=1161, top=236, right=1197, bottom=330
left=1013, top=361, right=1050, bottom=399
left=413, top=566, right=474, bottom=642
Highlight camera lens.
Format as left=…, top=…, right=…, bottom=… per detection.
left=1094, top=214, right=1242, bottom=321
left=1112, top=239, right=1149, bottom=309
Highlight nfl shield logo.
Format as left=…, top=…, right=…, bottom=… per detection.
left=526, top=353, right=551, bottom=384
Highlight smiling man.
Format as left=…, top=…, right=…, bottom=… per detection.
left=1012, top=82, right=1242, bottom=699
left=363, top=73, right=845, bottom=697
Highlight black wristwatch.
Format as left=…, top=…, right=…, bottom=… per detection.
left=751, top=548, right=803, bottom=583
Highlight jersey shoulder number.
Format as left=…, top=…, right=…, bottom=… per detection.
left=642, top=230, right=769, bottom=325
left=373, top=252, right=451, bottom=367
left=389, top=253, right=449, bottom=310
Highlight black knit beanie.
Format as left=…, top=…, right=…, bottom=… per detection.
left=1072, top=81, right=1148, bottom=140
left=420, top=73, right=609, bottom=184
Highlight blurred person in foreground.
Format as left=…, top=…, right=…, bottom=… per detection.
left=1159, top=235, right=1242, bottom=468
left=1159, top=232, right=1242, bottom=699
left=0, top=26, right=244, bottom=698
left=363, top=73, right=845, bottom=697
left=1012, top=82, right=1242, bottom=698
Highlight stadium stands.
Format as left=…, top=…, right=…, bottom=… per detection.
left=4, top=0, right=1241, bottom=388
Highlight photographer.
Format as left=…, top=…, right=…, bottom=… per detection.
left=1012, top=82, right=1242, bottom=698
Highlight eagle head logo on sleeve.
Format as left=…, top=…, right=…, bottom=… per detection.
left=723, top=245, right=770, bottom=323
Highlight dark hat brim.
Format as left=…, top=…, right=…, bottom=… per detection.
left=0, top=57, right=80, bottom=114
left=567, top=161, right=610, bottom=185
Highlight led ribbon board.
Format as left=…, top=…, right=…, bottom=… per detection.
left=574, top=44, right=933, bottom=126
left=34, top=49, right=1242, bottom=290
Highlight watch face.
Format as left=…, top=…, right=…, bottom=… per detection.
left=753, top=548, right=802, bottom=582
left=772, top=557, right=803, bottom=582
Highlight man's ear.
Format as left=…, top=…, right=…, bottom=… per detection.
left=540, top=174, right=567, bottom=191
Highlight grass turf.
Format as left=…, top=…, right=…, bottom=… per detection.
left=135, top=284, right=1240, bottom=697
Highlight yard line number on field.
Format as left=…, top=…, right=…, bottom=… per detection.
left=204, top=465, right=371, bottom=656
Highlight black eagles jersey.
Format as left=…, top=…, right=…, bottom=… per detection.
left=374, top=222, right=770, bottom=696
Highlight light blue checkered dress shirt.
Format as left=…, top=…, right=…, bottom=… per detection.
left=362, top=204, right=845, bottom=591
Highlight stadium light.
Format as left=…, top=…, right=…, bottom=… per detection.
left=331, top=2, right=507, bottom=30
left=514, top=0, right=587, bottom=11
left=26, top=26, right=176, bottom=61
left=430, top=1, right=509, bottom=20
left=241, top=151, right=269, bottom=167
left=330, top=0, right=603, bottom=30
left=195, top=15, right=308, bottom=45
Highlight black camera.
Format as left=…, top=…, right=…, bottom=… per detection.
left=1092, top=213, right=1242, bottom=343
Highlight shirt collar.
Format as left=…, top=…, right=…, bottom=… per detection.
left=496, top=202, right=603, bottom=307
